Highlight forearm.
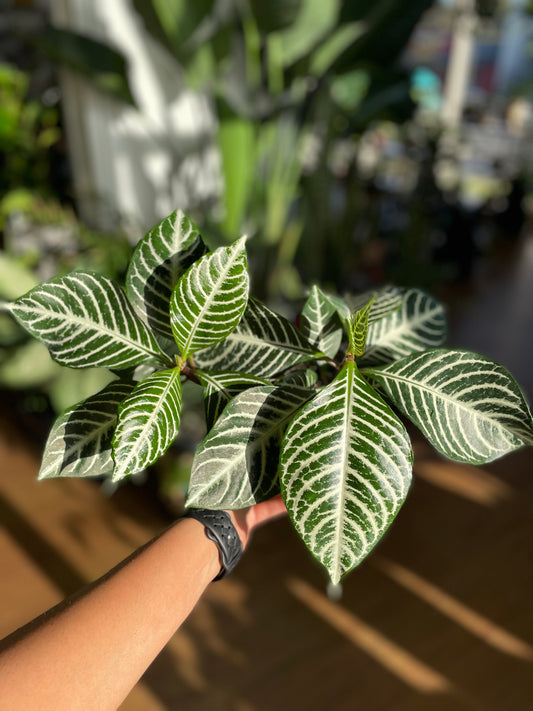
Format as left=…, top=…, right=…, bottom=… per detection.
left=0, top=517, right=221, bottom=711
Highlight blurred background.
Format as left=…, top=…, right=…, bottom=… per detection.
left=1, top=0, right=533, bottom=709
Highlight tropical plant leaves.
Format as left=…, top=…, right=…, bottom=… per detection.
left=112, top=368, right=182, bottom=480
left=348, top=296, right=374, bottom=357
left=194, top=297, right=318, bottom=377
left=299, top=285, right=346, bottom=359
left=345, top=284, right=404, bottom=324
left=280, top=361, right=412, bottom=584
left=126, top=209, right=207, bottom=339
left=9, top=272, right=166, bottom=369
left=364, top=349, right=533, bottom=465
left=197, top=370, right=270, bottom=430
left=38, top=380, right=134, bottom=479
left=170, top=237, right=249, bottom=358
left=360, top=287, right=446, bottom=366
left=186, top=384, right=315, bottom=509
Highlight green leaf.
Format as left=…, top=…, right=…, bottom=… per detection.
left=361, top=287, right=446, bottom=366
left=186, top=384, right=314, bottom=509
left=38, top=380, right=134, bottom=479
left=194, top=297, right=318, bottom=377
left=280, top=360, right=412, bottom=584
left=170, top=237, right=249, bottom=358
left=299, top=285, right=345, bottom=359
left=197, top=370, right=270, bottom=430
left=40, top=27, right=135, bottom=105
left=345, top=284, right=404, bottom=324
left=126, top=210, right=207, bottom=340
left=112, top=368, right=183, bottom=480
left=278, top=369, right=318, bottom=388
left=9, top=273, right=166, bottom=369
left=364, top=349, right=533, bottom=465
left=347, top=296, right=374, bottom=357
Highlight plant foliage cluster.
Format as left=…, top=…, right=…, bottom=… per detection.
left=6, top=211, right=533, bottom=583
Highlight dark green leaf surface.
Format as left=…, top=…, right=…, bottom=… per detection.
left=38, top=380, right=134, bottom=479
left=186, top=384, right=314, bottom=509
left=194, top=298, right=317, bottom=377
left=365, top=349, right=533, bottom=464
left=126, top=210, right=207, bottom=339
left=112, top=368, right=182, bottom=480
left=9, top=273, right=166, bottom=369
left=280, top=361, right=412, bottom=584
left=170, top=237, right=249, bottom=357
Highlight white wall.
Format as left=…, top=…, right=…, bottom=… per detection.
left=50, top=0, right=222, bottom=235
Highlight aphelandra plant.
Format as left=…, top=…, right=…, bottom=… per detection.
left=6, top=210, right=533, bottom=584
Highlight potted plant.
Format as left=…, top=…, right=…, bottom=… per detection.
left=5, top=209, right=533, bottom=584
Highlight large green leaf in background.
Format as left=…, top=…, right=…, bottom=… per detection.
left=112, top=368, right=182, bottom=480
left=39, top=380, right=134, bottom=479
left=361, top=288, right=446, bottom=367
left=9, top=273, right=166, bottom=369
left=364, top=349, right=533, bottom=465
left=280, top=360, right=412, bottom=584
left=126, top=210, right=207, bottom=340
left=195, top=297, right=317, bottom=377
left=187, top=383, right=314, bottom=509
left=170, top=237, right=249, bottom=358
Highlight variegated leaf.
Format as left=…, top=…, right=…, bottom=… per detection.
left=194, top=298, right=318, bottom=377
left=364, top=349, right=533, bottom=465
left=345, top=284, right=404, bottom=323
left=126, top=210, right=207, bottom=339
left=278, top=369, right=318, bottom=388
left=39, top=380, right=134, bottom=479
left=197, top=370, right=270, bottom=430
left=112, top=368, right=182, bottom=480
left=280, top=361, right=412, bottom=584
left=348, top=297, right=374, bottom=357
left=170, top=237, right=249, bottom=358
left=9, top=272, right=166, bottom=369
left=361, top=288, right=446, bottom=366
left=186, top=384, right=315, bottom=509
left=299, top=285, right=345, bottom=359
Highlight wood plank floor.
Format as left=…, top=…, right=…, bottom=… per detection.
left=1, top=234, right=533, bottom=710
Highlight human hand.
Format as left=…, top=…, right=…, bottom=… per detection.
left=228, top=494, right=287, bottom=549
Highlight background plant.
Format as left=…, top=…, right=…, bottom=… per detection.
left=5, top=210, right=533, bottom=584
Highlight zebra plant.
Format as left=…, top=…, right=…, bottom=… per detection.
left=5, top=210, right=533, bottom=584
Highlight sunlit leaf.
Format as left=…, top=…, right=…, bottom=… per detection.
left=170, top=237, right=249, bottom=358
left=39, top=380, right=134, bottom=479
left=187, top=384, right=314, bottom=509
left=126, top=210, right=207, bottom=339
left=197, top=370, right=270, bottom=430
left=9, top=272, right=166, bottom=369
left=280, top=361, right=412, bottom=584
left=194, top=297, right=317, bottom=377
left=364, top=349, right=533, bottom=465
left=112, top=368, right=182, bottom=480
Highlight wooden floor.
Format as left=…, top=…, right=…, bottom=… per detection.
left=1, top=235, right=533, bottom=710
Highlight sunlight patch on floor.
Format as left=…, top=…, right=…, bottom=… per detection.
left=374, top=557, right=533, bottom=661
left=414, top=460, right=514, bottom=506
left=286, top=576, right=453, bottom=694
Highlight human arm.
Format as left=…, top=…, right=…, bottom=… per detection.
left=0, top=495, right=286, bottom=711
